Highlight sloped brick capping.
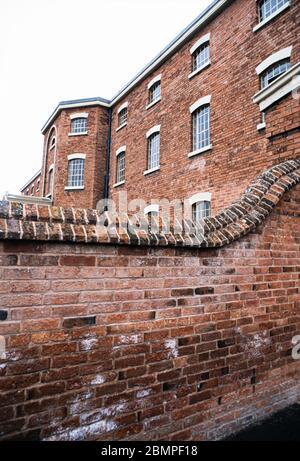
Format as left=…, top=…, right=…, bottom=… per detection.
left=0, top=158, right=300, bottom=440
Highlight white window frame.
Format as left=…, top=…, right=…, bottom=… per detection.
left=189, top=33, right=211, bottom=79
left=46, top=164, right=54, bottom=198
left=117, top=102, right=128, bottom=131
left=146, top=75, right=162, bottom=109
left=114, top=148, right=126, bottom=187
left=65, top=154, right=86, bottom=190
left=253, top=0, right=290, bottom=32
left=145, top=126, right=161, bottom=175
left=69, top=113, right=88, bottom=136
left=189, top=192, right=212, bottom=206
left=189, top=96, right=212, bottom=157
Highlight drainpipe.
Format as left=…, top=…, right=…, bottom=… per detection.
left=103, top=107, right=112, bottom=204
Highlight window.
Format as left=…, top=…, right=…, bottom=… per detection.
left=148, top=81, right=161, bottom=105
left=36, top=179, right=40, bottom=192
left=261, top=59, right=291, bottom=88
left=147, top=132, right=160, bottom=170
left=258, top=0, right=289, bottom=22
left=116, top=151, right=125, bottom=184
left=192, top=105, right=210, bottom=152
left=192, top=42, right=210, bottom=73
left=67, top=158, right=85, bottom=188
left=26, top=188, right=29, bottom=196
left=118, top=108, right=127, bottom=127
left=31, top=186, right=34, bottom=196
left=71, top=117, right=87, bottom=134
left=192, top=201, right=211, bottom=222
left=48, top=168, right=54, bottom=196
left=144, top=205, right=159, bottom=233
left=49, top=135, right=56, bottom=150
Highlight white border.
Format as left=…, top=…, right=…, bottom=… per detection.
left=190, top=32, right=211, bottom=55
left=256, top=46, right=293, bottom=75
left=67, top=153, right=86, bottom=160
left=70, top=112, right=89, bottom=120
left=147, top=74, right=162, bottom=89
left=117, top=102, right=128, bottom=114
left=189, top=95, right=211, bottom=113
left=116, top=146, right=126, bottom=156
left=253, top=2, right=290, bottom=32
left=144, top=204, right=159, bottom=214
left=146, top=97, right=161, bottom=110
left=146, top=125, right=161, bottom=138
left=189, top=192, right=211, bottom=205
left=188, top=144, right=212, bottom=158
left=188, top=61, right=211, bottom=80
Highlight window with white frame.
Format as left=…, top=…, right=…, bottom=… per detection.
left=192, top=105, right=210, bottom=151
left=192, top=201, right=211, bottom=222
left=258, top=0, right=289, bottom=22
left=31, top=186, right=34, bottom=196
left=49, top=135, right=56, bottom=150
left=192, top=42, right=210, bottom=73
left=48, top=168, right=54, bottom=196
left=36, top=179, right=40, bottom=192
left=147, top=132, right=160, bottom=170
left=71, top=117, right=87, bottom=134
left=116, top=151, right=125, bottom=183
left=67, top=158, right=85, bottom=188
left=118, top=108, right=127, bottom=127
left=148, top=81, right=161, bottom=105
left=260, top=59, right=291, bottom=88
left=144, top=205, right=159, bottom=232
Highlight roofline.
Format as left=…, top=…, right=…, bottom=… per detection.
left=41, top=0, right=231, bottom=133
left=20, top=170, right=42, bottom=192
left=110, top=0, right=230, bottom=104
left=41, top=97, right=111, bottom=134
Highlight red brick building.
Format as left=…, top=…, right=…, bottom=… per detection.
left=20, top=0, right=299, bottom=218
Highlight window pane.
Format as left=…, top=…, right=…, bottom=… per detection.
left=192, top=201, right=211, bottom=222
left=116, top=152, right=125, bottom=183
left=118, top=108, right=127, bottom=126
left=147, top=132, right=160, bottom=170
left=261, top=59, right=291, bottom=88
left=149, top=82, right=161, bottom=104
left=259, top=0, right=289, bottom=22
left=71, top=118, right=87, bottom=134
left=48, top=170, right=53, bottom=195
left=192, top=42, right=210, bottom=72
left=67, top=159, right=85, bottom=187
left=192, top=105, right=210, bottom=151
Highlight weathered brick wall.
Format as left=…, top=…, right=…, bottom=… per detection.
left=0, top=159, right=300, bottom=441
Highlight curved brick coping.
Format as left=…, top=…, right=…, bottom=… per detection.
left=0, top=158, right=300, bottom=248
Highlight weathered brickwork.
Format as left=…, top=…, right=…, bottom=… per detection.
left=0, top=160, right=300, bottom=441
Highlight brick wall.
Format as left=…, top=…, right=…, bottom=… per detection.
left=42, top=106, right=109, bottom=209
left=1, top=158, right=300, bottom=441
left=109, top=0, right=299, bottom=214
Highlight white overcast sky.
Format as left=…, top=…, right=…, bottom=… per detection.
left=0, top=0, right=212, bottom=196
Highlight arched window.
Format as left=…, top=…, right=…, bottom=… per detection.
left=49, top=135, right=56, bottom=150
left=192, top=201, right=211, bottom=222
left=116, top=147, right=126, bottom=184
left=47, top=166, right=54, bottom=197
left=147, top=75, right=161, bottom=108
left=71, top=117, right=87, bottom=134
left=67, top=156, right=85, bottom=188
left=147, top=129, right=160, bottom=171
left=261, top=60, right=291, bottom=88
left=189, top=96, right=211, bottom=156
left=144, top=205, right=159, bottom=233
left=258, top=0, right=289, bottom=23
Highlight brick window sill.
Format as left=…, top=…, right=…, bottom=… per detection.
left=146, top=97, right=161, bottom=110
left=144, top=166, right=160, bottom=176
left=116, top=123, right=127, bottom=132
left=68, top=132, right=88, bottom=137
left=253, top=2, right=290, bottom=32
left=188, top=61, right=211, bottom=80
left=188, top=144, right=212, bottom=158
